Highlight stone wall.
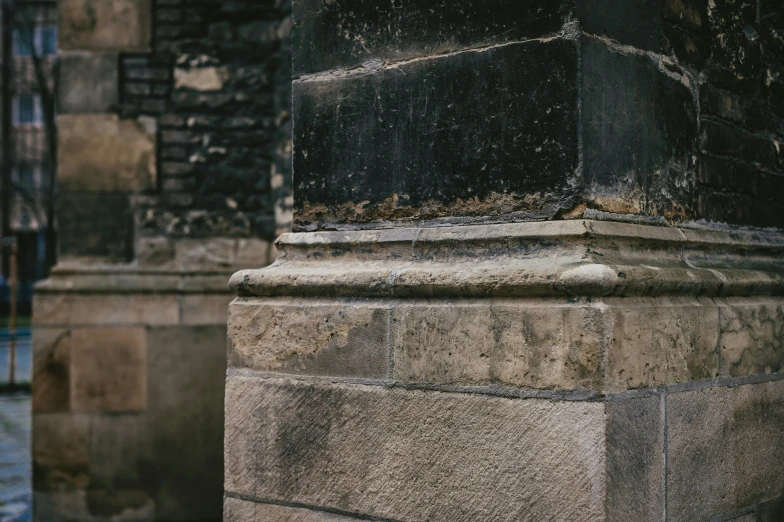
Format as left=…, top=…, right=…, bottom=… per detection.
left=291, top=0, right=784, bottom=230
left=33, top=0, right=291, bottom=520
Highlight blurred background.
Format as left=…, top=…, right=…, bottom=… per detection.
left=0, top=1, right=292, bottom=521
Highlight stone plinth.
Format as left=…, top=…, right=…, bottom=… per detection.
left=225, top=220, right=784, bottom=521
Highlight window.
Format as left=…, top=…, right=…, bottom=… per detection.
left=16, top=165, right=37, bottom=194
left=13, top=28, right=33, bottom=57
left=40, top=26, right=56, bottom=56
left=13, top=26, right=57, bottom=57
left=14, top=95, right=42, bottom=125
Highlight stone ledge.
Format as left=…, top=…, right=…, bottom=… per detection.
left=230, top=220, right=784, bottom=298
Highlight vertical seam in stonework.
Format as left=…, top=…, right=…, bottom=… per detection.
left=715, top=301, right=724, bottom=376
left=662, top=391, right=669, bottom=522
left=386, top=308, right=394, bottom=380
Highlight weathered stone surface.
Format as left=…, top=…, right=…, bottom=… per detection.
left=604, top=298, right=720, bottom=392
left=718, top=298, right=784, bottom=377
left=236, top=238, right=273, bottom=268
left=57, top=193, right=134, bottom=262
left=293, top=39, right=579, bottom=226
left=89, top=414, right=150, bottom=491
left=59, top=52, right=119, bottom=114
left=605, top=396, right=664, bottom=522
left=667, top=380, right=784, bottom=522
left=32, top=329, right=71, bottom=413
left=174, top=238, right=236, bottom=269
left=59, top=0, right=152, bottom=52
left=579, top=0, right=662, bottom=51
left=58, top=114, right=156, bottom=192
left=292, top=0, right=573, bottom=75
left=224, top=375, right=606, bottom=522
left=391, top=300, right=604, bottom=390
left=224, top=497, right=356, bottom=521
left=174, top=67, right=228, bottom=92
left=33, top=294, right=179, bottom=327
left=228, top=299, right=388, bottom=378
left=581, top=37, right=697, bottom=220
left=145, top=326, right=226, bottom=521
left=33, top=414, right=90, bottom=491
left=70, top=328, right=147, bottom=412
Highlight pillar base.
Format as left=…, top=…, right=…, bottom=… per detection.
left=226, top=220, right=784, bottom=522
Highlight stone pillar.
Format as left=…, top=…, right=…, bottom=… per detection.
left=224, top=1, right=784, bottom=521
left=33, top=0, right=291, bottom=520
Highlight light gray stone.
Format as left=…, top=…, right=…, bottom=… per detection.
left=59, top=52, right=119, bottom=113
left=605, top=396, right=665, bottom=522
left=667, top=380, right=784, bottom=522
left=718, top=297, right=784, bottom=377
left=224, top=374, right=607, bottom=522
left=180, top=294, right=233, bottom=326
left=33, top=294, right=180, bottom=327
left=224, top=498, right=356, bottom=521
left=174, top=67, right=228, bottom=91
left=228, top=298, right=389, bottom=379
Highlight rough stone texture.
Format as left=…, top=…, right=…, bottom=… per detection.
left=605, top=396, right=664, bottom=522
left=33, top=414, right=90, bottom=491
left=293, top=38, right=580, bottom=225
left=667, top=380, right=784, bottom=522
left=603, top=298, right=720, bottom=392
left=391, top=300, right=605, bottom=390
left=225, top=374, right=607, bottom=522
left=59, top=0, right=152, bottom=52
left=718, top=298, right=784, bottom=377
left=69, top=328, right=147, bottom=412
left=228, top=298, right=388, bottom=379
left=59, top=53, right=120, bottom=114
left=58, top=114, right=156, bottom=193
left=224, top=498, right=357, bottom=522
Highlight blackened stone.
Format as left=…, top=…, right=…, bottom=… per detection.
left=579, top=0, right=662, bottom=51
left=293, top=38, right=580, bottom=223
left=581, top=37, right=697, bottom=218
left=292, top=0, right=575, bottom=75
left=57, top=194, right=134, bottom=262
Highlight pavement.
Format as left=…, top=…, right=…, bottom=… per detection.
left=0, top=393, right=31, bottom=522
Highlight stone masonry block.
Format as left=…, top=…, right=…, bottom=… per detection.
left=667, top=380, right=784, bottom=522
left=58, top=114, right=156, bottom=192
left=59, top=0, right=152, bottom=52
left=33, top=413, right=90, bottom=491
left=228, top=298, right=389, bottom=379
left=57, top=193, right=134, bottom=262
left=391, top=300, right=605, bottom=390
left=224, top=497, right=356, bottom=521
left=604, top=298, right=720, bottom=392
left=33, top=293, right=179, bottom=327
left=180, top=294, right=233, bottom=326
left=717, top=297, right=784, bottom=377
left=59, top=52, right=119, bottom=114
left=33, top=490, right=155, bottom=522
left=224, top=374, right=607, bottom=522
left=32, top=328, right=71, bottom=413
left=70, top=328, right=147, bottom=412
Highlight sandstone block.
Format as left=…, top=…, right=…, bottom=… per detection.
left=224, top=375, right=606, bottom=522
left=59, top=52, right=119, bottom=113
left=174, top=238, right=236, bottom=269
left=391, top=300, right=605, bottom=390
left=70, top=328, right=147, bottom=412
left=224, top=497, right=356, bottom=521
left=605, top=396, right=665, bottom=522
left=667, top=380, right=784, bottom=522
left=604, top=298, right=720, bottom=392
left=33, top=413, right=90, bottom=490
left=59, top=0, right=152, bottom=52
left=228, top=299, right=389, bottom=379
left=32, top=329, right=71, bottom=413
left=33, top=294, right=179, bottom=327
left=180, top=294, right=233, bottom=326
left=174, top=67, right=229, bottom=91
left=718, top=297, right=784, bottom=377
left=58, top=114, right=156, bottom=192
